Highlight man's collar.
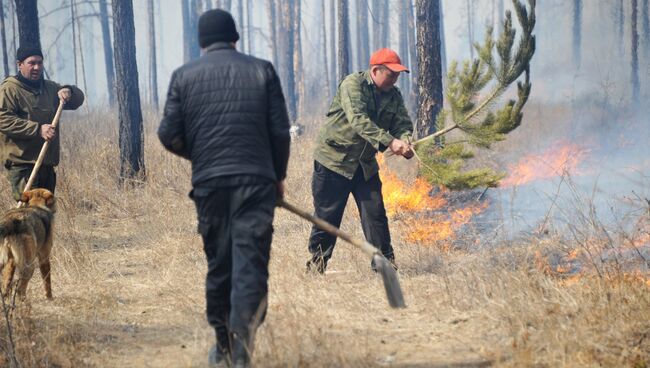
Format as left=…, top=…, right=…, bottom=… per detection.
left=363, top=70, right=375, bottom=86
left=205, top=42, right=236, bottom=53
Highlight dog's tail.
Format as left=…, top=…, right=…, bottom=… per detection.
left=0, top=218, right=29, bottom=238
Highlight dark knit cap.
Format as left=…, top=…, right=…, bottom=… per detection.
left=16, top=46, right=43, bottom=62
left=198, top=9, right=240, bottom=48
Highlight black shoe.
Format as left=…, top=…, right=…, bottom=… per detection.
left=231, top=332, right=251, bottom=368
left=208, top=345, right=229, bottom=368
left=306, top=257, right=327, bottom=275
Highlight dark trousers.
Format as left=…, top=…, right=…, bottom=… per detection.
left=307, top=161, right=394, bottom=265
left=193, top=182, right=276, bottom=355
left=5, top=163, right=56, bottom=201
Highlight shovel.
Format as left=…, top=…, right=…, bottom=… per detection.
left=16, top=100, right=65, bottom=207
left=277, top=198, right=406, bottom=309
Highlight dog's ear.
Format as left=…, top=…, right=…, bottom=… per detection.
left=20, top=191, right=30, bottom=204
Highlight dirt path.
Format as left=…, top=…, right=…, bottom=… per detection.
left=9, top=210, right=507, bottom=368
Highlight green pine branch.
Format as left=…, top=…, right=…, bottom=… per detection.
left=414, top=0, right=536, bottom=190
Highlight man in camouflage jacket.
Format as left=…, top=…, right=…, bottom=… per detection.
left=0, top=46, right=84, bottom=200
left=307, top=48, right=414, bottom=273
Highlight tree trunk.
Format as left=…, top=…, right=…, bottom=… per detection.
left=74, top=1, right=88, bottom=103
left=99, top=0, right=115, bottom=106
left=70, top=0, right=78, bottom=85
left=247, top=0, right=253, bottom=54
left=465, top=0, right=474, bottom=59
left=14, top=0, right=39, bottom=49
left=294, top=0, right=303, bottom=118
left=415, top=0, right=443, bottom=139
left=237, top=0, right=245, bottom=53
left=1, top=0, right=10, bottom=77
left=112, top=0, right=145, bottom=181
left=266, top=0, right=278, bottom=66
left=356, top=0, right=369, bottom=70
left=380, top=0, right=388, bottom=47
left=182, top=0, right=191, bottom=61
left=398, top=0, right=409, bottom=94
left=148, top=0, right=159, bottom=109
left=439, top=0, right=446, bottom=75
left=619, top=0, right=625, bottom=54
left=643, top=0, right=649, bottom=58
left=337, top=0, right=349, bottom=81
left=278, top=0, right=296, bottom=122
left=182, top=1, right=200, bottom=61
left=371, top=0, right=379, bottom=50
left=321, top=0, right=331, bottom=100
left=572, top=0, right=581, bottom=68
left=407, top=0, right=417, bottom=111
left=632, top=0, right=640, bottom=106
left=329, top=0, right=336, bottom=94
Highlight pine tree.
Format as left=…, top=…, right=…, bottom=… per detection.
left=415, top=0, right=536, bottom=190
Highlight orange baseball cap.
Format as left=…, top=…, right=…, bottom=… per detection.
left=369, top=48, right=409, bottom=73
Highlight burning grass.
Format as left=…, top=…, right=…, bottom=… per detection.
left=0, top=110, right=648, bottom=367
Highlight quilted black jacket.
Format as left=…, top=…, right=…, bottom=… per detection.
left=158, top=42, right=290, bottom=186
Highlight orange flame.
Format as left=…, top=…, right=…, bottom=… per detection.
left=378, top=154, right=487, bottom=248
left=501, top=141, right=589, bottom=187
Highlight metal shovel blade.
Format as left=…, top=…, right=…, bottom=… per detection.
left=373, top=254, right=406, bottom=308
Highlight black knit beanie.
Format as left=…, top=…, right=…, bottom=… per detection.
left=16, top=46, right=43, bottom=62
left=198, top=9, right=240, bottom=48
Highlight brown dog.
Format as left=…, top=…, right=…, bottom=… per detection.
left=0, top=188, right=56, bottom=301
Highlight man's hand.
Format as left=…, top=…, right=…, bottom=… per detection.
left=57, top=87, right=72, bottom=103
left=40, top=124, right=56, bottom=141
left=388, top=138, right=414, bottom=158
left=276, top=180, right=286, bottom=199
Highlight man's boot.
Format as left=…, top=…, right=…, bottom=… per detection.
left=208, top=327, right=231, bottom=368
left=231, top=332, right=251, bottom=368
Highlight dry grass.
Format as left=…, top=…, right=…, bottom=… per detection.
left=0, top=108, right=648, bottom=368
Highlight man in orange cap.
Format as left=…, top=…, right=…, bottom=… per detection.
left=306, top=48, right=414, bottom=274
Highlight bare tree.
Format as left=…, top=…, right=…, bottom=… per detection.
left=641, top=0, right=650, bottom=59
left=278, top=0, right=296, bottom=122
left=465, top=0, right=474, bottom=59
left=632, top=0, right=640, bottom=106
left=407, top=0, right=418, bottom=114
left=321, top=0, right=331, bottom=100
left=398, top=0, right=409, bottom=94
left=619, top=0, right=625, bottom=54
left=415, top=0, right=443, bottom=138
left=294, top=0, right=303, bottom=116
left=1, top=0, right=9, bottom=77
left=266, top=0, right=278, bottom=66
left=99, top=0, right=115, bottom=106
left=237, top=0, right=245, bottom=52
left=355, top=0, right=369, bottom=70
left=182, top=0, right=200, bottom=61
left=70, top=0, right=78, bottom=85
left=337, top=0, right=350, bottom=81
left=247, top=0, right=253, bottom=54
left=112, top=0, right=145, bottom=181
left=14, top=0, right=39, bottom=49
left=148, top=0, right=159, bottom=109
left=573, top=0, right=581, bottom=67
left=329, top=0, right=336, bottom=94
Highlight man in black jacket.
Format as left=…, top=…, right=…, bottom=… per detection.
left=158, top=9, right=290, bottom=368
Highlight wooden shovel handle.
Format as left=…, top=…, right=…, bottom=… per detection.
left=17, top=100, right=65, bottom=205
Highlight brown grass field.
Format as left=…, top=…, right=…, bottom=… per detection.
left=0, top=107, right=649, bottom=368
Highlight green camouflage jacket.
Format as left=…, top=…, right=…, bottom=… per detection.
left=0, top=76, right=84, bottom=166
left=314, top=70, right=413, bottom=180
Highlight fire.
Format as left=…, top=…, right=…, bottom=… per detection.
left=501, top=140, right=589, bottom=187
left=377, top=154, right=487, bottom=248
